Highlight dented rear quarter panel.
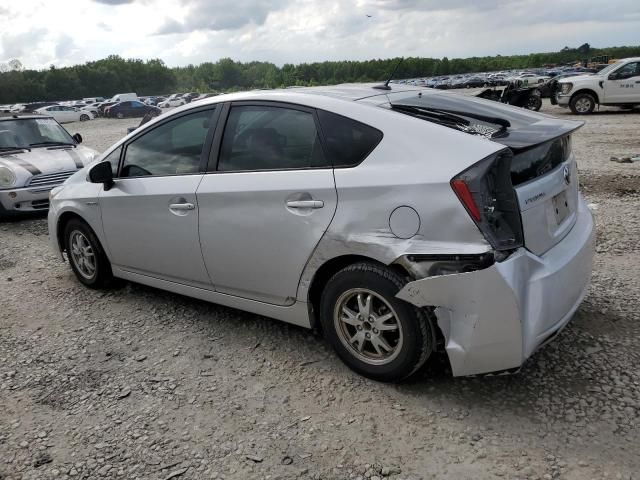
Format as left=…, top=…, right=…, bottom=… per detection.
left=297, top=106, right=505, bottom=302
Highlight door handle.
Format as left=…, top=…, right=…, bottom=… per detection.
left=169, top=202, right=195, bottom=211
left=286, top=200, right=324, bottom=209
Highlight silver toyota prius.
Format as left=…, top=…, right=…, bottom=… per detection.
left=48, top=84, right=595, bottom=382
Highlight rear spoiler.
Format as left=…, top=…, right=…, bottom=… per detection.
left=493, top=119, right=584, bottom=150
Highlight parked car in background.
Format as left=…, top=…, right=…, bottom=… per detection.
left=80, top=103, right=102, bottom=117
left=83, top=97, right=105, bottom=104
left=512, top=73, right=550, bottom=86
left=104, top=101, right=161, bottom=119
left=98, top=101, right=118, bottom=116
left=0, top=113, right=98, bottom=218
left=463, top=76, right=487, bottom=88
left=48, top=83, right=594, bottom=382
left=144, top=96, right=161, bottom=106
left=22, top=102, right=59, bottom=113
left=109, top=93, right=138, bottom=103
left=35, top=105, right=91, bottom=123
left=182, top=93, right=200, bottom=103
left=158, top=94, right=187, bottom=108
left=556, top=57, right=640, bottom=114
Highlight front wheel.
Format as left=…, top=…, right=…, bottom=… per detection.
left=116, top=112, right=124, bottom=119
left=569, top=93, right=596, bottom=114
left=64, top=219, right=114, bottom=289
left=320, top=263, right=434, bottom=382
left=79, top=114, right=90, bottom=121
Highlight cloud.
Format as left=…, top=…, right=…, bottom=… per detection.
left=55, top=34, right=78, bottom=59
left=156, top=0, right=288, bottom=34
left=93, top=0, right=135, bottom=4
left=1, top=29, right=48, bottom=59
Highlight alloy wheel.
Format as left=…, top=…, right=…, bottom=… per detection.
left=69, top=230, right=97, bottom=280
left=575, top=97, right=592, bottom=113
left=333, top=288, right=403, bottom=365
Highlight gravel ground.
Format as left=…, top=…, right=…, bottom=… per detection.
left=1, top=100, right=639, bottom=480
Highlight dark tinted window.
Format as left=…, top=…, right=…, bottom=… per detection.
left=121, top=109, right=214, bottom=177
left=614, top=62, right=639, bottom=79
left=218, top=105, right=327, bottom=171
left=316, top=110, right=382, bottom=167
left=103, top=147, right=122, bottom=176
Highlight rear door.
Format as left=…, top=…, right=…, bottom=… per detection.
left=196, top=102, right=337, bottom=305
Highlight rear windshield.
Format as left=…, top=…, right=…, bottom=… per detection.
left=389, top=91, right=537, bottom=130
left=510, top=136, right=570, bottom=185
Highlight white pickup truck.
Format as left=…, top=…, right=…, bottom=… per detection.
left=556, top=57, right=640, bottom=114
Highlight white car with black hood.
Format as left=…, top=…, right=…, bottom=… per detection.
left=0, top=113, right=98, bottom=218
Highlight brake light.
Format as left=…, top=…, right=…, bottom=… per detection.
left=451, top=179, right=481, bottom=221
left=451, top=150, right=523, bottom=251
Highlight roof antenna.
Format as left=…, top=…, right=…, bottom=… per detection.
left=373, top=58, right=404, bottom=91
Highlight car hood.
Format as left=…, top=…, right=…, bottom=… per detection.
left=0, top=145, right=99, bottom=183
left=558, top=74, right=599, bottom=83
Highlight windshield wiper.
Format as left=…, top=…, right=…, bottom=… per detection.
left=29, top=141, right=76, bottom=148
left=0, top=145, right=31, bottom=152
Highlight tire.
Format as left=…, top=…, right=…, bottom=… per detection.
left=63, top=218, right=114, bottom=289
left=116, top=112, right=124, bottom=119
left=79, top=114, right=89, bottom=122
left=320, top=262, right=434, bottom=382
left=526, top=95, right=542, bottom=111
left=569, top=93, right=596, bottom=114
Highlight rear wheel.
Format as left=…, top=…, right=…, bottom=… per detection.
left=63, top=219, right=114, bottom=289
left=569, top=93, right=596, bottom=114
left=526, top=95, right=542, bottom=111
left=116, top=112, right=124, bottom=119
left=320, top=262, right=434, bottom=382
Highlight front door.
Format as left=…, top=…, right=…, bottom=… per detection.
left=603, top=61, right=640, bottom=103
left=99, top=107, right=217, bottom=288
left=197, top=103, right=337, bottom=305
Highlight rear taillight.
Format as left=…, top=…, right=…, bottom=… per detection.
left=451, top=180, right=481, bottom=221
left=451, top=149, right=523, bottom=251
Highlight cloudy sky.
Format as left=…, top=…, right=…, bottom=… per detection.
left=1, top=0, right=639, bottom=69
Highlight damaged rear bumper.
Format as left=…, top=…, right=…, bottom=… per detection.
left=396, top=196, right=595, bottom=377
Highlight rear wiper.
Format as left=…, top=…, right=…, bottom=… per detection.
left=427, top=107, right=511, bottom=129
left=391, top=104, right=510, bottom=136
left=29, top=141, right=76, bottom=148
left=391, top=104, right=471, bottom=125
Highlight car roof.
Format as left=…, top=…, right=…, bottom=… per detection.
left=0, top=113, right=53, bottom=121
left=215, top=83, right=424, bottom=103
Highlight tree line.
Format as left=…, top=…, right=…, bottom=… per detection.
left=2, top=44, right=640, bottom=104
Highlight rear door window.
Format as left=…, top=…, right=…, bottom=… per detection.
left=218, top=105, right=328, bottom=171
left=316, top=110, right=382, bottom=167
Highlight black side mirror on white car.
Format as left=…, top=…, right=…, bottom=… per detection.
left=72, top=133, right=83, bottom=144
left=89, top=161, right=114, bottom=191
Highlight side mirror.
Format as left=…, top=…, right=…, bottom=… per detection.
left=88, top=161, right=114, bottom=191
left=72, top=133, right=83, bottom=144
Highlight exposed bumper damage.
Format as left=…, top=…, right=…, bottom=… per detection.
left=396, top=199, right=595, bottom=376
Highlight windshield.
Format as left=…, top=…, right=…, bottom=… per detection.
left=0, top=118, right=74, bottom=149
left=596, top=62, right=621, bottom=76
